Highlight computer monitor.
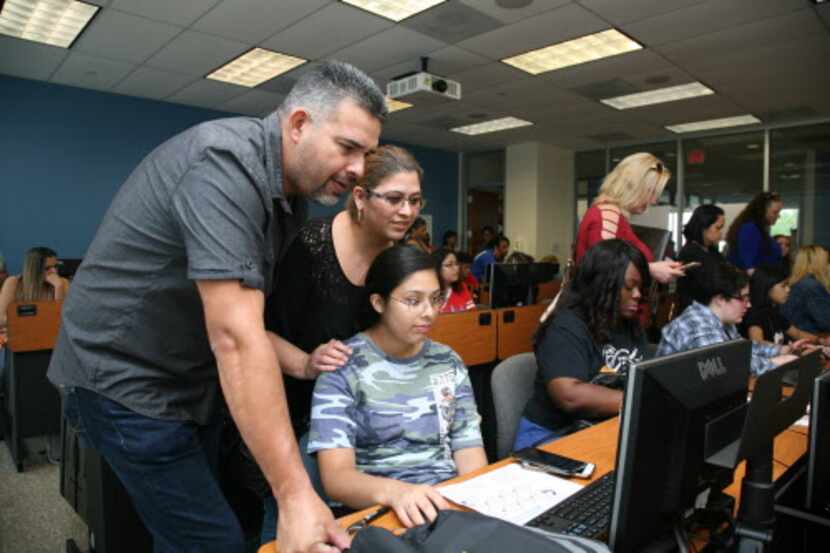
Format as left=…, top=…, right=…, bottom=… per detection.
left=608, top=340, right=752, bottom=553
left=630, top=224, right=671, bottom=261
left=807, top=370, right=830, bottom=514
left=488, top=262, right=558, bottom=308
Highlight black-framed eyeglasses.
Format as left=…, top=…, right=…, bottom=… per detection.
left=365, top=189, right=426, bottom=210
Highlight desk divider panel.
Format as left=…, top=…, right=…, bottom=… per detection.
left=429, top=309, right=497, bottom=367
left=496, top=303, right=547, bottom=361
left=6, top=300, right=63, bottom=353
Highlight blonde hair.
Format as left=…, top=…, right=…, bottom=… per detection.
left=16, top=247, right=57, bottom=302
left=347, top=145, right=423, bottom=220
left=594, top=152, right=671, bottom=213
left=790, top=245, right=830, bottom=291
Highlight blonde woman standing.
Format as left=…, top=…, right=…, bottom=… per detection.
left=575, top=153, right=684, bottom=284
left=781, top=245, right=830, bottom=334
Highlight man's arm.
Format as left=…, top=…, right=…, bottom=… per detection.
left=196, top=280, right=348, bottom=553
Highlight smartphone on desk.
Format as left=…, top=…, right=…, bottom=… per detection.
left=514, top=447, right=595, bottom=479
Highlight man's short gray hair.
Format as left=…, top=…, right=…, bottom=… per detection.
left=278, top=60, right=387, bottom=122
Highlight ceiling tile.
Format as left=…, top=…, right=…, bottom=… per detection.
left=457, top=3, right=608, bottom=60
left=192, top=0, right=330, bottom=44
left=261, top=3, right=392, bottom=60
left=542, top=49, right=682, bottom=90
left=458, top=0, right=571, bottom=24
left=50, top=52, right=135, bottom=91
left=167, top=78, right=248, bottom=109
left=333, top=27, right=447, bottom=73
left=112, top=66, right=197, bottom=99
left=401, top=1, right=504, bottom=43
left=621, top=0, right=809, bottom=47
left=144, top=31, right=249, bottom=77
left=446, top=62, right=532, bottom=90
left=109, top=0, right=220, bottom=26
left=221, top=89, right=284, bottom=116
left=575, top=0, right=709, bottom=25
left=0, top=36, right=68, bottom=81
left=73, top=9, right=182, bottom=63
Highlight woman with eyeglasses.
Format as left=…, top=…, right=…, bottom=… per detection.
left=0, top=247, right=70, bottom=345
left=725, top=192, right=784, bottom=274
left=254, top=145, right=425, bottom=543
left=434, top=249, right=475, bottom=313
left=307, top=244, right=487, bottom=528
left=575, top=152, right=685, bottom=284
left=657, top=259, right=799, bottom=375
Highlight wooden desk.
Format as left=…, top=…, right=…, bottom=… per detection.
left=429, top=309, right=497, bottom=366
left=259, top=416, right=807, bottom=553
left=496, top=304, right=546, bottom=361
left=2, top=300, right=63, bottom=471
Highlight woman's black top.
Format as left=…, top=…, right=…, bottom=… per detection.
left=266, top=217, right=366, bottom=436
left=676, top=241, right=724, bottom=315
left=740, top=305, right=791, bottom=345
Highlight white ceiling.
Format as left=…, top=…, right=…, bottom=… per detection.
left=1, top=0, right=828, bottom=152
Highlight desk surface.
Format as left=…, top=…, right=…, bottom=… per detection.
left=258, top=417, right=807, bottom=553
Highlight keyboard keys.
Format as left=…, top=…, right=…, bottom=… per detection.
left=526, top=471, right=615, bottom=540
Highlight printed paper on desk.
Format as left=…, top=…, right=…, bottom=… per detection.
left=438, top=462, right=584, bottom=526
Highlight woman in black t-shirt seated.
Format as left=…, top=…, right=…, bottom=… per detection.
left=676, top=204, right=725, bottom=315
left=741, top=264, right=818, bottom=345
left=514, top=239, right=651, bottom=450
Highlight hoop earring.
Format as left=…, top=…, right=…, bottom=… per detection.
left=357, top=208, right=364, bottom=223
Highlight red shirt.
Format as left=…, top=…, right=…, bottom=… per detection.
left=575, top=204, right=654, bottom=264
left=441, top=283, right=476, bottom=313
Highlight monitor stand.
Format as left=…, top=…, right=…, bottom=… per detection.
left=730, top=445, right=776, bottom=553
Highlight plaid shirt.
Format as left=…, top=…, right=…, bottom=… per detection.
left=657, top=301, right=781, bottom=375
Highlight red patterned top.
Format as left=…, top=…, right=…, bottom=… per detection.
left=575, top=203, right=654, bottom=264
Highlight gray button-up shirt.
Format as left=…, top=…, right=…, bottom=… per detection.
left=48, top=114, right=306, bottom=424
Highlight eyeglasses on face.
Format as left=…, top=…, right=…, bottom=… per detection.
left=365, top=189, right=426, bottom=210
left=389, top=292, right=444, bottom=311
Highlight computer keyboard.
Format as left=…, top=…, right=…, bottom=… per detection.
left=526, top=471, right=615, bottom=539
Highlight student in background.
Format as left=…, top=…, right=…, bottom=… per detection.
left=456, top=251, right=479, bottom=302
left=471, top=235, right=510, bottom=281
left=725, top=191, right=783, bottom=274
left=774, top=234, right=792, bottom=270
left=257, top=145, right=424, bottom=544
left=575, top=152, right=684, bottom=284
left=676, top=204, right=726, bottom=314
left=434, top=249, right=475, bottom=313
left=405, top=217, right=431, bottom=253
left=0, top=247, right=69, bottom=333
left=781, top=245, right=830, bottom=334
left=308, top=245, right=487, bottom=528
left=741, top=264, right=819, bottom=345
left=480, top=225, right=496, bottom=250
left=515, top=240, right=651, bottom=450
left=657, top=260, right=798, bottom=375
left=441, top=230, right=458, bottom=252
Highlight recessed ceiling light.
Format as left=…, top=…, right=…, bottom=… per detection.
left=0, top=0, right=99, bottom=48
left=386, top=97, right=413, bottom=113
left=601, top=82, right=714, bottom=110
left=666, top=115, right=761, bottom=134
left=341, top=0, right=446, bottom=22
left=450, top=116, right=533, bottom=136
left=207, top=48, right=306, bottom=88
left=501, top=29, right=642, bottom=75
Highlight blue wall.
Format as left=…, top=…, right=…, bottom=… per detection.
left=0, top=75, right=458, bottom=272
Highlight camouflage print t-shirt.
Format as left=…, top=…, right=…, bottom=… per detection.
left=307, top=333, right=483, bottom=485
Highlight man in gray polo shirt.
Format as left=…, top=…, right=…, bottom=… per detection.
left=48, top=61, right=385, bottom=553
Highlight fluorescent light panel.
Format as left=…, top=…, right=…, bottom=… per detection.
left=0, top=0, right=98, bottom=48
left=451, top=117, right=533, bottom=136
left=207, top=48, right=306, bottom=88
left=601, top=82, right=715, bottom=110
left=502, top=29, right=642, bottom=75
left=386, top=97, right=413, bottom=113
left=341, top=0, right=446, bottom=22
left=666, top=115, right=761, bottom=134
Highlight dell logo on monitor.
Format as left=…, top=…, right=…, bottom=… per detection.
left=698, top=357, right=727, bottom=381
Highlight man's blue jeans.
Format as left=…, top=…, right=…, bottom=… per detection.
left=65, top=387, right=245, bottom=553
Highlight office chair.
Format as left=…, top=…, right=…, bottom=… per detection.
left=491, top=352, right=537, bottom=459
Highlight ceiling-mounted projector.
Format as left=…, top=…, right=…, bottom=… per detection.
left=386, top=57, right=461, bottom=105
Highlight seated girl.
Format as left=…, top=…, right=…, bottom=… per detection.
left=435, top=249, right=476, bottom=313
left=515, top=239, right=651, bottom=451
left=741, top=265, right=818, bottom=345
left=781, top=245, right=830, bottom=334
left=657, top=259, right=797, bottom=375
left=307, top=245, right=487, bottom=528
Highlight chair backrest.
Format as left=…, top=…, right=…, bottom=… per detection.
left=490, top=352, right=538, bottom=459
